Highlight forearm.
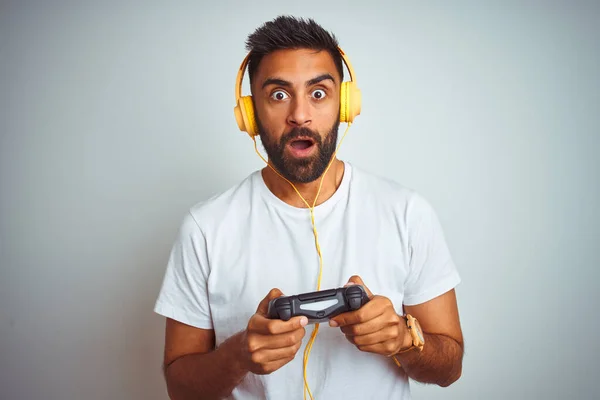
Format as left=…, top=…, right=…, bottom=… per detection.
left=165, top=331, right=248, bottom=400
left=394, top=333, right=463, bottom=387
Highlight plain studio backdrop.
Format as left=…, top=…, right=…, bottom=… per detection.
left=1, top=1, right=599, bottom=399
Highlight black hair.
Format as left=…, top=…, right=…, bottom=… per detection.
left=245, top=16, right=344, bottom=88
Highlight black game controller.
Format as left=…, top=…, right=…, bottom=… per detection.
left=267, top=285, right=370, bottom=323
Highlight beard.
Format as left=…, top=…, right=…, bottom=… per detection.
left=257, top=118, right=340, bottom=184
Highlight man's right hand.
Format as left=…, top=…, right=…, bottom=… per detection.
left=240, top=288, right=308, bottom=375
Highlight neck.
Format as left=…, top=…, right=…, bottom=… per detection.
left=261, top=159, right=345, bottom=208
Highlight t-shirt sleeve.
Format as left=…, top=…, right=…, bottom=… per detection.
left=153, top=211, right=213, bottom=329
left=403, top=193, right=461, bottom=306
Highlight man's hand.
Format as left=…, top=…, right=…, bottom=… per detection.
left=329, top=276, right=411, bottom=357
left=240, top=289, right=308, bottom=375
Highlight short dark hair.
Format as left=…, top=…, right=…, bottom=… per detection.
left=245, top=16, right=344, bottom=88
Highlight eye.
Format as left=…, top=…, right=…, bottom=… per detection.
left=312, top=89, right=326, bottom=100
left=271, top=90, right=289, bottom=101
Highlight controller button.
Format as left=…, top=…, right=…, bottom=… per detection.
left=346, top=286, right=361, bottom=295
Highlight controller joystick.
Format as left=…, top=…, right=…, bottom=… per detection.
left=274, top=298, right=292, bottom=321
left=346, top=285, right=365, bottom=310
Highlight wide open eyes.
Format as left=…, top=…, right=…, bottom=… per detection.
left=271, top=90, right=289, bottom=101
left=311, top=89, right=326, bottom=100
left=270, top=89, right=328, bottom=101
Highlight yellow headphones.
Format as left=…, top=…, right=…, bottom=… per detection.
left=233, top=46, right=362, bottom=137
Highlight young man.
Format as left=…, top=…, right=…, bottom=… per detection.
left=154, top=16, right=464, bottom=400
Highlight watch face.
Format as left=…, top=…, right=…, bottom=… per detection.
left=416, top=327, right=424, bottom=343
left=413, top=319, right=424, bottom=343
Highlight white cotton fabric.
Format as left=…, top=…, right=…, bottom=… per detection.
left=154, top=161, right=461, bottom=399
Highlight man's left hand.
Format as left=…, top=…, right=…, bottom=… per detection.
left=329, top=275, right=410, bottom=357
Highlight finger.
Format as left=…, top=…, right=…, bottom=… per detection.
left=329, top=297, right=386, bottom=327
left=256, top=288, right=284, bottom=316
left=355, top=339, right=401, bottom=357
left=251, top=341, right=303, bottom=365
left=344, top=275, right=373, bottom=298
left=339, top=311, right=399, bottom=336
left=254, top=354, right=297, bottom=375
left=346, top=324, right=401, bottom=347
left=250, top=314, right=308, bottom=335
left=256, top=327, right=306, bottom=350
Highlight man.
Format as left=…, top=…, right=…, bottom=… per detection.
left=154, top=15, right=464, bottom=400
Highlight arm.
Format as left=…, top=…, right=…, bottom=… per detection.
left=161, top=289, right=308, bottom=400
left=394, top=289, right=464, bottom=387
left=162, top=319, right=247, bottom=400
left=330, top=277, right=463, bottom=388
left=391, top=192, right=463, bottom=385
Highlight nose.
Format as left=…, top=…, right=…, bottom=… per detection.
left=287, top=95, right=312, bottom=127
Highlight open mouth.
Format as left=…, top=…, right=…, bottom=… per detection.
left=289, top=138, right=315, bottom=150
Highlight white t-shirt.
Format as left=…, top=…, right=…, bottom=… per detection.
left=154, top=161, right=461, bottom=400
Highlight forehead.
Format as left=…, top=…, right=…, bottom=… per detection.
left=254, top=48, right=340, bottom=86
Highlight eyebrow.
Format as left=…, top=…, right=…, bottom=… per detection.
left=261, top=73, right=336, bottom=89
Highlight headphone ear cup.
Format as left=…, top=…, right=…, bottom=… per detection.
left=233, top=96, right=259, bottom=137
left=339, top=81, right=362, bottom=123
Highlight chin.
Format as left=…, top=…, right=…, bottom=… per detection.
left=283, top=164, right=327, bottom=184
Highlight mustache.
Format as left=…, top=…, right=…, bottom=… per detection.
left=280, top=127, right=322, bottom=146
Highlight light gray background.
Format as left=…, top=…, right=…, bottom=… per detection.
left=1, top=1, right=599, bottom=399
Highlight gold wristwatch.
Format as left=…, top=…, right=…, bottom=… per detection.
left=392, top=314, right=425, bottom=368
left=403, top=314, right=425, bottom=352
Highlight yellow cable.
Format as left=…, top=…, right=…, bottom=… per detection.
left=252, top=122, right=352, bottom=400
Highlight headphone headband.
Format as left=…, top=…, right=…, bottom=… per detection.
left=235, top=46, right=357, bottom=102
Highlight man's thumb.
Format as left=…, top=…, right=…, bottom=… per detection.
left=344, top=275, right=373, bottom=298
left=256, top=288, right=284, bottom=316
left=345, top=275, right=364, bottom=287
